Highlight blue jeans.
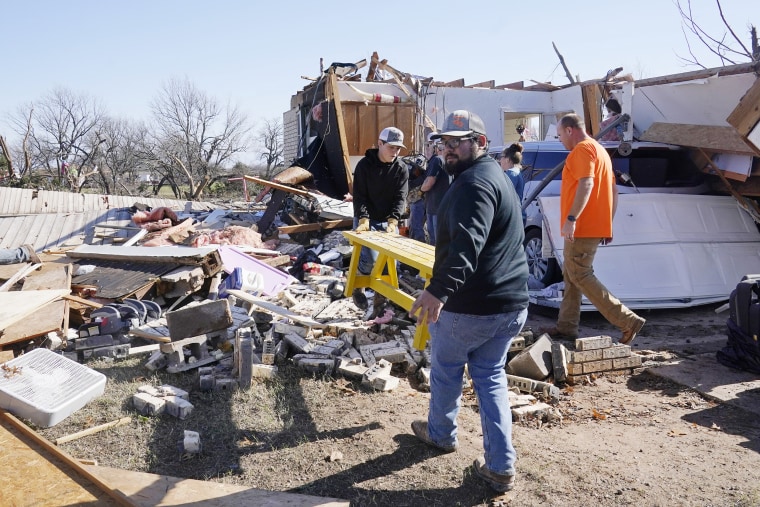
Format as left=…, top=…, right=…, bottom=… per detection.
left=426, top=214, right=438, bottom=245
left=428, top=307, right=528, bottom=475
left=409, top=200, right=426, bottom=242
left=353, top=217, right=387, bottom=275
left=0, top=247, right=31, bottom=265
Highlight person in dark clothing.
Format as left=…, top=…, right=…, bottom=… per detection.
left=407, top=156, right=428, bottom=243
left=420, top=136, right=450, bottom=245
left=351, top=126, right=409, bottom=307
left=409, top=110, right=529, bottom=493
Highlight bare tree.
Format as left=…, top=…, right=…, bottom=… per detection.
left=93, top=118, right=149, bottom=195
left=8, top=88, right=106, bottom=191
left=257, top=118, right=284, bottom=180
left=149, top=78, right=251, bottom=199
left=676, top=0, right=759, bottom=68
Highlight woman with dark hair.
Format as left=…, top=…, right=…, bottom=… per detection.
left=599, top=97, right=623, bottom=141
left=500, top=143, right=524, bottom=201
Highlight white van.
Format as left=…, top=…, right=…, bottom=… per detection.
left=490, top=141, right=711, bottom=285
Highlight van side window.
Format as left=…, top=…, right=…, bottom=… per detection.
left=533, top=152, right=567, bottom=180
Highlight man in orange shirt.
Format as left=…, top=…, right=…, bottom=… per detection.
left=544, top=113, right=645, bottom=344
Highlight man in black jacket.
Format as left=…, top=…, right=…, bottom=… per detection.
left=410, top=110, right=529, bottom=493
left=351, top=127, right=409, bottom=307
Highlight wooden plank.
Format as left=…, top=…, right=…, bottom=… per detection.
left=55, top=417, right=132, bottom=446
left=0, top=300, right=67, bottom=347
left=639, top=122, right=756, bottom=155
left=243, top=175, right=312, bottom=197
left=83, top=465, right=349, bottom=507
left=328, top=70, right=354, bottom=193
left=0, top=410, right=135, bottom=507
left=0, top=289, right=69, bottom=331
left=226, top=289, right=328, bottom=328
left=278, top=218, right=353, bottom=234
left=726, top=77, right=760, bottom=137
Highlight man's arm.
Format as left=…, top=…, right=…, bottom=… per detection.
left=352, top=160, right=369, bottom=219
left=388, top=162, right=409, bottom=220
left=561, top=177, right=594, bottom=241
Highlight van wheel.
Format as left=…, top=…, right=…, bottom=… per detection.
left=523, top=228, right=547, bottom=280
left=523, top=228, right=562, bottom=286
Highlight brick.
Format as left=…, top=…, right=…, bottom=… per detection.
left=164, top=396, right=194, bottom=419
left=509, top=393, right=537, bottom=408
left=506, top=334, right=553, bottom=380
left=551, top=342, right=568, bottom=383
left=506, top=374, right=538, bottom=393
left=575, top=335, right=612, bottom=351
left=199, top=374, right=215, bottom=391
left=363, top=359, right=392, bottom=383
left=144, top=351, right=167, bottom=371
left=251, top=364, right=278, bottom=378
left=297, top=357, right=336, bottom=375
left=273, top=322, right=309, bottom=337
left=137, top=385, right=162, bottom=397
left=283, top=332, right=314, bottom=354
left=262, top=337, right=276, bottom=365
left=367, top=374, right=399, bottom=391
left=569, top=349, right=603, bottom=363
left=581, top=359, right=613, bottom=374
left=509, top=336, right=526, bottom=353
left=511, top=402, right=552, bottom=420
left=337, top=358, right=368, bottom=380
left=132, top=392, right=166, bottom=416
left=214, top=378, right=239, bottom=392
left=236, top=334, right=253, bottom=389
left=373, top=346, right=408, bottom=364
left=74, top=334, right=115, bottom=350
left=81, top=344, right=129, bottom=361
left=567, top=362, right=584, bottom=375
left=158, top=385, right=189, bottom=400
left=612, top=355, right=642, bottom=369
left=603, top=344, right=632, bottom=359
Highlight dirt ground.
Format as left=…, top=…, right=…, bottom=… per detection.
left=33, top=303, right=760, bottom=507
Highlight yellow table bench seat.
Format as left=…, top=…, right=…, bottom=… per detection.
left=342, top=231, right=435, bottom=350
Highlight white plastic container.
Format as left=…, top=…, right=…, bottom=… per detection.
left=0, top=348, right=107, bottom=427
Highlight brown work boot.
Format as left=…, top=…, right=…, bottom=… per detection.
left=620, top=316, right=646, bottom=345
left=538, top=326, right=578, bottom=341
left=21, top=244, right=41, bottom=264
left=473, top=457, right=515, bottom=492
left=411, top=420, right=458, bottom=453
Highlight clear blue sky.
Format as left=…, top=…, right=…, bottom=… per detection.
left=0, top=0, right=755, bottom=150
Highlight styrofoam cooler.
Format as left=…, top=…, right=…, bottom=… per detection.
left=0, top=348, right=107, bottom=427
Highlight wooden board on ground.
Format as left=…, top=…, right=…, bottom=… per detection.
left=83, top=465, right=349, bottom=507
left=0, top=411, right=127, bottom=507
left=1, top=263, right=73, bottom=347
left=0, top=289, right=69, bottom=333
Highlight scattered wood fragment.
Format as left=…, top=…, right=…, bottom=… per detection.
left=55, top=417, right=132, bottom=445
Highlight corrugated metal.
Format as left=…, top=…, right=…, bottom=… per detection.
left=70, top=259, right=180, bottom=300
left=0, top=187, right=213, bottom=216
left=0, top=187, right=217, bottom=251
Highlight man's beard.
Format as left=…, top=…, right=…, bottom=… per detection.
left=444, top=158, right=469, bottom=176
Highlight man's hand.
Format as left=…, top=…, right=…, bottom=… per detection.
left=355, top=217, right=370, bottom=232
left=386, top=218, right=398, bottom=234
left=410, top=289, right=443, bottom=325
left=561, top=220, right=576, bottom=242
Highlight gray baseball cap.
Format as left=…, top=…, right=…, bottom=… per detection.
left=379, top=127, right=406, bottom=148
left=431, top=110, right=487, bottom=139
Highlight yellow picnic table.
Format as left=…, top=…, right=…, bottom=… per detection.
left=342, top=230, right=435, bottom=350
